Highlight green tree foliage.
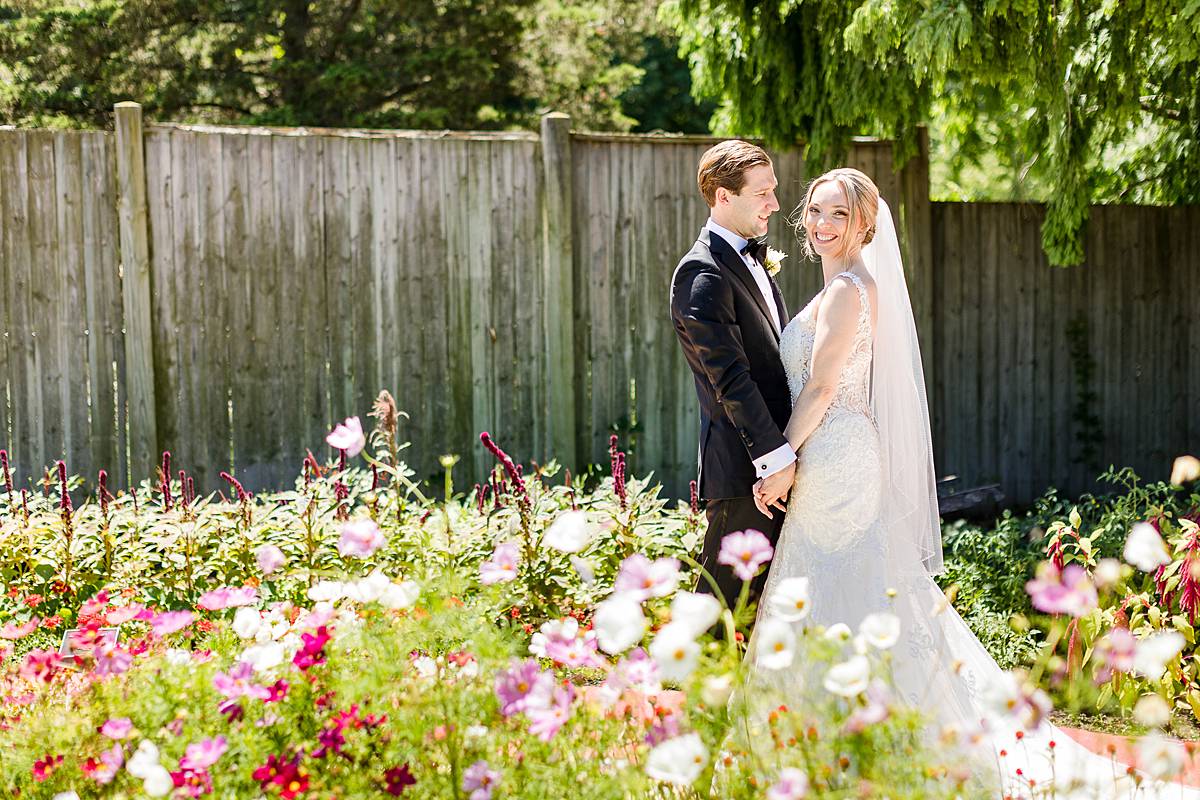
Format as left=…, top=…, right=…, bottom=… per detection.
left=0, top=0, right=536, bottom=130
left=664, top=0, right=1200, bottom=265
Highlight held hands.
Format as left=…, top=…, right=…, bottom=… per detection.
left=753, top=461, right=795, bottom=519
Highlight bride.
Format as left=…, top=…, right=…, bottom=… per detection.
left=748, top=167, right=1194, bottom=798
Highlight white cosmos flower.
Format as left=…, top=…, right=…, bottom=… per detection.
left=823, top=655, right=870, bottom=697
left=1133, top=694, right=1172, bottom=728
left=823, top=623, right=852, bottom=643
left=645, top=732, right=708, bottom=785
left=767, top=577, right=811, bottom=622
left=543, top=510, right=591, bottom=553
left=379, top=580, right=420, bottom=610
left=307, top=580, right=346, bottom=602
left=52, top=793, right=81, bottom=800
left=344, top=569, right=391, bottom=603
left=648, top=622, right=701, bottom=682
left=142, top=765, right=174, bottom=797
left=1133, top=631, right=1186, bottom=680
left=755, top=618, right=797, bottom=671
left=241, top=641, right=285, bottom=673
left=569, top=556, right=596, bottom=585
left=164, top=648, right=192, bottom=666
left=126, top=740, right=161, bottom=778
left=669, top=591, right=722, bottom=638
left=592, top=594, right=646, bottom=654
left=1137, top=734, right=1187, bottom=780
left=1093, top=557, right=1124, bottom=589
left=232, top=607, right=262, bottom=640
left=1124, top=522, right=1171, bottom=572
left=859, top=612, right=901, bottom=650
left=701, top=674, right=734, bottom=706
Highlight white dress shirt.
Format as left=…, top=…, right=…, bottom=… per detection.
left=705, top=218, right=796, bottom=480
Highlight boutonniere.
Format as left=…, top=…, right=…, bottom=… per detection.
left=764, top=247, right=787, bottom=277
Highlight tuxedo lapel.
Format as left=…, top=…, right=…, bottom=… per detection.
left=705, top=229, right=780, bottom=341
left=769, top=275, right=788, bottom=330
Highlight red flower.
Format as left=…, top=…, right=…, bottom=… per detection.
left=41, top=615, right=63, bottom=629
left=23, top=594, right=43, bottom=609
left=32, top=754, right=63, bottom=782
left=292, top=627, right=331, bottom=672
left=254, top=753, right=309, bottom=797
left=384, top=764, right=416, bottom=795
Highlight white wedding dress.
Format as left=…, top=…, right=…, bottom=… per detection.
left=753, top=267, right=1196, bottom=798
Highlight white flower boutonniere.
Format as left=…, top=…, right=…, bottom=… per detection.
left=764, top=247, right=787, bottom=277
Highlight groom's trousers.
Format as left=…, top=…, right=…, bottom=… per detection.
left=697, top=496, right=786, bottom=635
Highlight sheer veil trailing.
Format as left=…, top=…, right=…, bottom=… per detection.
left=861, top=199, right=943, bottom=574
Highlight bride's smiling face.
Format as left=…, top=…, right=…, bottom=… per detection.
left=805, top=181, right=859, bottom=259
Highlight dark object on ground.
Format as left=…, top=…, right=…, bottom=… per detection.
left=937, top=476, right=1005, bottom=521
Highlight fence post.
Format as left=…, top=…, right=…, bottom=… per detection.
left=899, top=127, right=935, bottom=401
left=540, top=112, right=578, bottom=469
left=114, top=102, right=158, bottom=483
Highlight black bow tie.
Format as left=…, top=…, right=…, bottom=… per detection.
left=741, top=237, right=767, bottom=264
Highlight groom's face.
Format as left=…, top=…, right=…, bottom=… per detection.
left=719, top=164, right=779, bottom=239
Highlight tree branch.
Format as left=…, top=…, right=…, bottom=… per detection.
left=1139, top=96, right=1183, bottom=122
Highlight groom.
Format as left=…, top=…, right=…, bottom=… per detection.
left=670, top=140, right=795, bottom=617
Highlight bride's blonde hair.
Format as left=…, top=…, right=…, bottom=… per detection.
left=792, top=168, right=879, bottom=260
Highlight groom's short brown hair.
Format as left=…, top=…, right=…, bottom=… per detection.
left=697, top=140, right=772, bottom=207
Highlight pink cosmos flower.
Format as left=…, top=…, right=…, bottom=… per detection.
left=1025, top=563, right=1099, bottom=617
left=196, top=586, right=258, bottom=611
left=151, top=610, right=195, bottom=636
left=338, top=519, right=385, bottom=558
left=94, top=644, right=134, bottom=677
left=462, top=760, right=501, bottom=800
left=718, top=529, right=774, bottom=581
left=180, top=736, right=228, bottom=771
left=97, top=743, right=124, bottom=783
left=527, top=684, right=574, bottom=741
left=494, top=659, right=555, bottom=717
left=766, top=767, right=810, bottom=800
left=614, top=555, right=682, bottom=601
left=19, top=649, right=65, bottom=683
left=843, top=680, right=892, bottom=733
left=0, top=617, right=40, bottom=639
left=100, top=717, right=133, bottom=739
left=1095, top=626, right=1138, bottom=682
left=480, top=542, right=520, bottom=585
left=106, top=603, right=146, bottom=625
left=605, top=647, right=662, bottom=696
left=326, top=416, right=366, bottom=457
left=256, top=544, right=286, bottom=575
left=542, top=626, right=603, bottom=668
left=214, top=661, right=271, bottom=702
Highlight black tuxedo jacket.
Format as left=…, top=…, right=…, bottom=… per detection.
left=670, top=226, right=791, bottom=500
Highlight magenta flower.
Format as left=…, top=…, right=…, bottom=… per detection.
left=326, top=416, right=366, bottom=457
left=151, top=610, right=195, bottom=637
left=338, top=519, right=385, bottom=558
left=256, top=544, right=286, bottom=575
left=605, top=647, right=662, bottom=696
left=180, top=736, right=228, bottom=771
left=196, top=586, right=258, bottom=611
left=718, top=529, right=774, bottom=581
left=462, top=760, right=501, bottom=800
left=614, top=554, right=682, bottom=601
left=93, top=645, right=133, bottom=676
left=293, top=626, right=332, bottom=671
left=1095, top=626, right=1138, bottom=681
left=100, top=717, right=133, bottom=739
left=527, top=684, right=574, bottom=741
left=480, top=542, right=520, bottom=585
left=1025, top=563, right=1099, bottom=617
left=494, top=659, right=554, bottom=717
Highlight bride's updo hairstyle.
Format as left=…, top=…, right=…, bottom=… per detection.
left=793, top=167, right=880, bottom=260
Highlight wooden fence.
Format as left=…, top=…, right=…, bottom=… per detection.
left=0, top=106, right=1196, bottom=504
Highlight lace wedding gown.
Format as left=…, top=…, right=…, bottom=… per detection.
left=754, top=271, right=1194, bottom=799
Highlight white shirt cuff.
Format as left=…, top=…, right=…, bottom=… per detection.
left=754, top=444, right=796, bottom=479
